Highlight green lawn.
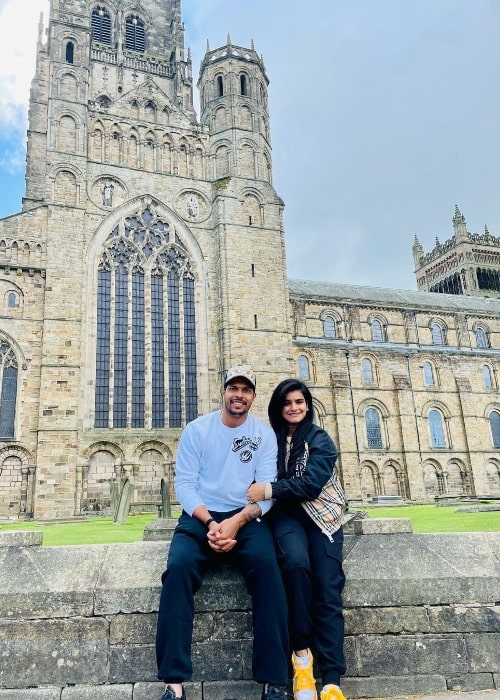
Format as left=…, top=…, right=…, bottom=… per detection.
left=350, top=503, right=500, bottom=533
left=0, top=504, right=498, bottom=545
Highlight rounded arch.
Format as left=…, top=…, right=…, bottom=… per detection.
left=421, top=400, right=451, bottom=419
left=484, top=458, right=500, bottom=495
left=359, top=460, right=381, bottom=500
left=367, top=313, right=388, bottom=342
left=382, top=458, right=404, bottom=497
left=483, top=401, right=500, bottom=418
left=422, top=458, right=446, bottom=498
left=357, top=397, right=390, bottom=419
left=295, top=351, right=315, bottom=382
left=0, top=444, right=33, bottom=465
left=84, top=440, right=125, bottom=462
left=429, top=317, right=448, bottom=345
left=133, top=440, right=173, bottom=462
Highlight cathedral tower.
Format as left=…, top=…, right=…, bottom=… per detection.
left=0, top=0, right=292, bottom=519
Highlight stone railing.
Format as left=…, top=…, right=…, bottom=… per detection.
left=0, top=521, right=499, bottom=699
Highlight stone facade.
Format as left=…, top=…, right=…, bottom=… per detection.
left=0, top=0, right=499, bottom=520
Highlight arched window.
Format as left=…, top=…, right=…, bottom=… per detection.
left=125, top=14, right=145, bottom=52
left=423, top=361, right=435, bottom=386
left=0, top=341, right=18, bottom=438
left=365, top=407, right=383, bottom=448
left=483, top=365, right=493, bottom=389
left=370, top=319, right=384, bottom=342
left=323, top=315, right=336, bottom=338
left=65, top=41, right=74, bottom=64
left=95, top=207, right=198, bottom=429
left=428, top=409, right=446, bottom=448
left=489, top=411, right=500, bottom=448
left=297, top=355, right=310, bottom=381
left=430, top=322, right=445, bottom=345
left=475, top=327, right=488, bottom=349
left=7, top=292, right=17, bottom=309
left=217, top=75, right=224, bottom=97
left=91, top=6, right=112, bottom=45
left=362, top=358, right=373, bottom=383
left=240, top=74, right=248, bottom=95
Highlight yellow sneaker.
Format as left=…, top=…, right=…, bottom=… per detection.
left=292, top=650, right=317, bottom=700
left=320, top=685, right=347, bottom=700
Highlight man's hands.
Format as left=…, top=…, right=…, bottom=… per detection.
left=207, top=515, right=239, bottom=553
left=246, top=482, right=266, bottom=503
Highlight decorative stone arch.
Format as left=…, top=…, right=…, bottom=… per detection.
left=193, top=139, right=206, bottom=179
left=357, top=398, right=390, bottom=450
left=420, top=355, right=439, bottom=387
left=484, top=458, right=500, bottom=495
left=237, top=137, right=258, bottom=178
left=238, top=102, right=253, bottom=130
left=428, top=316, right=448, bottom=345
left=239, top=70, right=251, bottom=96
left=80, top=441, right=125, bottom=513
left=132, top=440, right=174, bottom=501
left=240, top=187, right=264, bottom=227
left=144, top=129, right=157, bottom=171
left=319, top=308, right=343, bottom=340
left=49, top=163, right=84, bottom=206
left=421, top=400, right=451, bottom=420
left=176, top=137, right=190, bottom=177
left=481, top=362, right=496, bottom=390
left=56, top=68, right=80, bottom=101
left=422, top=400, right=451, bottom=449
left=357, top=397, right=390, bottom=419
left=91, top=119, right=106, bottom=161
left=311, top=397, right=327, bottom=428
left=359, top=460, right=381, bottom=500
left=213, top=104, right=227, bottom=132
left=367, top=312, right=388, bottom=342
left=262, top=149, right=272, bottom=183
left=472, top=320, right=490, bottom=349
left=127, top=127, right=141, bottom=167
left=213, top=139, right=231, bottom=178
left=1, top=279, right=24, bottom=313
left=446, top=457, right=472, bottom=496
left=422, top=458, right=446, bottom=498
left=381, top=458, right=406, bottom=497
left=59, top=33, right=80, bottom=64
left=55, top=111, right=84, bottom=153
left=0, top=445, right=36, bottom=519
left=83, top=195, right=209, bottom=431
left=360, top=352, right=379, bottom=384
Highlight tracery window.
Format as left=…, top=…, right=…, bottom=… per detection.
left=91, top=6, right=112, bottom=45
left=489, top=411, right=500, bottom=448
left=95, top=207, right=198, bottom=429
left=0, top=341, right=18, bottom=439
left=365, top=407, right=383, bottom=448
left=428, top=408, right=446, bottom=448
left=125, top=15, right=145, bottom=52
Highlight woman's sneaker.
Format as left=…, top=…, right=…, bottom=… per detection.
left=292, top=650, right=317, bottom=700
left=320, top=685, right=347, bottom=700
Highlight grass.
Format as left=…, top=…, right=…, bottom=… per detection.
left=350, top=503, right=500, bottom=533
left=0, top=504, right=498, bottom=545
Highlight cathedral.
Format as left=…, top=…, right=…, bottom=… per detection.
left=0, top=0, right=498, bottom=520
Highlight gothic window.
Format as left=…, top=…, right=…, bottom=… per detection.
left=297, top=355, right=310, bottom=381
left=370, top=319, right=384, bottom=342
left=125, top=15, right=145, bottom=52
left=365, top=407, right=382, bottom=448
left=91, top=6, right=112, bottom=45
left=489, top=411, right=500, bottom=448
left=423, top=361, right=435, bottom=386
left=94, top=207, right=198, bottom=429
left=240, top=74, right=248, bottom=95
left=66, top=41, right=74, bottom=63
left=323, top=316, right=337, bottom=338
left=483, top=365, right=493, bottom=389
left=475, top=327, right=488, bottom=349
left=430, top=322, right=445, bottom=345
left=428, top=409, right=446, bottom=448
left=217, top=75, right=224, bottom=97
left=0, top=341, right=18, bottom=439
left=362, top=358, right=373, bottom=383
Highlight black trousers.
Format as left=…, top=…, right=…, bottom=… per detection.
left=270, top=506, right=346, bottom=686
left=156, top=509, right=289, bottom=685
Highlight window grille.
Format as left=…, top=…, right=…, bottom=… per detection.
left=0, top=342, right=18, bottom=438
left=371, top=319, right=383, bottom=342
left=323, top=316, right=337, bottom=338
left=365, top=407, right=382, bottom=448
left=91, top=6, right=112, bottom=45
left=125, top=15, right=145, bottom=52
left=475, top=327, right=488, bottom=348
left=431, top=323, right=445, bottom=345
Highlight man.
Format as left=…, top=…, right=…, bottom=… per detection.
left=156, top=365, right=289, bottom=700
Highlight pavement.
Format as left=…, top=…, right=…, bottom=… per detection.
left=368, top=692, right=500, bottom=700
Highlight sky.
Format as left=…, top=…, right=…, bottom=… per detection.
left=1, top=0, right=500, bottom=291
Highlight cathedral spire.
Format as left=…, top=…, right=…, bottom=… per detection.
left=453, top=204, right=468, bottom=242
left=412, top=234, right=424, bottom=266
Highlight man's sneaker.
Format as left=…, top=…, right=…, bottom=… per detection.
left=320, top=685, right=347, bottom=700
left=161, top=686, right=186, bottom=700
left=292, top=649, right=317, bottom=700
left=261, top=684, right=289, bottom=700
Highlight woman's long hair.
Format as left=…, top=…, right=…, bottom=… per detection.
left=268, top=378, right=314, bottom=477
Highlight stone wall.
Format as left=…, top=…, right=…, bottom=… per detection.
left=0, top=522, right=499, bottom=699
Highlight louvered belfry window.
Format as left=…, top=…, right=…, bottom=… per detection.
left=91, top=6, right=112, bottom=45
left=125, top=15, right=145, bottom=52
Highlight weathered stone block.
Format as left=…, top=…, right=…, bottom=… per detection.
left=202, top=680, right=262, bottom=700
left=61, top=685, right=133, bottom=699
left=0, top=531, right=43, bottom=547
left=466, top=633, right=500, bottom=672
left=108, top=646, right=157, bottom=684
left=428, top=605, right=500, bottom=633
left=357, top=635, right=467, bottom=676
left=344, top=606, right=429, bottom=634
left=0, top=690, right=61, bottom=700
left=447, top=673, right=496, bottom=691
left=110, top=613, right=157, bottom=645
left=0, top=618, right=109, bottom=687
left=353, top=518, right=412, bottom=534
left=343, top=673, right=447, bottom=698
left=192, top=640, right=244, bottom=680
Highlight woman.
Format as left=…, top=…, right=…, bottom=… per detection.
left=247, top=379, right=347, bottom=700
